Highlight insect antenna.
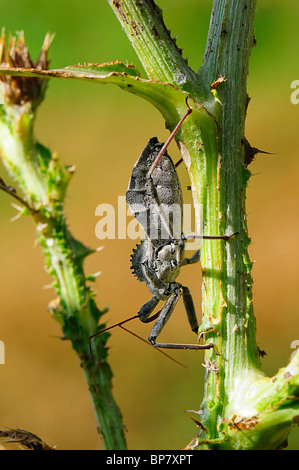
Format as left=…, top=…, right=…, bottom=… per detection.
left=89, top=312, right=188, bottom=402
left=147, top=96, right=193, bottom=178
left=118, top=325, right=187, bottom=369
left=89, top=314, right=139, bottom=404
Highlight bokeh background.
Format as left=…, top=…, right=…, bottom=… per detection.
left=0, top=0, right=298, bottom=450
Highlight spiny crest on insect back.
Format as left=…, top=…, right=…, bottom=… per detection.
left=130, top=240, right=147, bottom=283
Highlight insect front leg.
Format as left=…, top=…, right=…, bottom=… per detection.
left=148, top=288, right=183, bottom=347
left=176, top=235, right=200, bottom=267
left=149, top=287, right=213, bottom=351
left=181, top=249, right=200, bottom=266
left=138, top=296, right=160, bottom=323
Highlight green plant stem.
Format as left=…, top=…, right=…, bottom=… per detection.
left=194, top=0, right=262, bottom=440
left=107, top=0, right=208, bottom=99
left=0, top=100, right=127, bottom=450
left=1, top=0, right=298, bottom=450
left=107, top=0, right=299, bottom=449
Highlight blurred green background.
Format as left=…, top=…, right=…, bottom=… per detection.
left=0, top=0, right=298, bottom=450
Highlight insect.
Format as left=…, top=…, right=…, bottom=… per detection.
left=124, top=137, right=236, bottom=350
left=90, top=100, right=237, bottom=359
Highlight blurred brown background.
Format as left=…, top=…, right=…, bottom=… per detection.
left=0, top=0, right=298, bottom=450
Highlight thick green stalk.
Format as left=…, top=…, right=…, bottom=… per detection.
left=1, top=0, right=297, bottom=450
left=193, top=0, right=262, bottom=440
left=107, top=0, right=299, bottom=449
left=107, top=0, right=208, bottom=99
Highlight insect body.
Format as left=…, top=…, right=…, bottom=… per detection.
left=89, top=105, right=237, bottom=399
left=126, top=136, right=227, bottom=350
left=89, top=101, right=237, bottom=374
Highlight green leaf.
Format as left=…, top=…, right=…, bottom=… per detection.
left=65, top=60, right=141, bottom=78
left=0, top=61, right=194, bottom=127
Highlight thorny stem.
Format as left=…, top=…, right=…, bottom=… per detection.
left=1, top=0, right=298, bottom=451
left=0, top=32, right=127, bottom=450
left=108, top=1, right=193, bottom=82
left=107, top=0, right=299, bottom=449
left=194, top=0, right=262, bottom=441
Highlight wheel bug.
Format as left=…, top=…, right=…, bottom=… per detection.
left=89, top=98, right=237, bottom=381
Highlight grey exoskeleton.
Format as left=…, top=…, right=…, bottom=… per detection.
left=89, top=105, right=237, bottom=401
left=126, top=137, right=235, bottom=350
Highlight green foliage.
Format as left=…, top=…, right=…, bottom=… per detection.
left=0, top=1, right=298, bottom=450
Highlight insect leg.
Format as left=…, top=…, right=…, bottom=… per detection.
left=182, top=286, right=198, bottom=333
left=138, top=296, right=160, bottom=323
left=180, top=232, right=238, bottom=267
left=182, top=232, right=238, bottom=242
left=181, top=249, right=200, bottom=266
left=148, top=288, right=182, bottom=345
left=148, top=287, right=213, bottom=350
